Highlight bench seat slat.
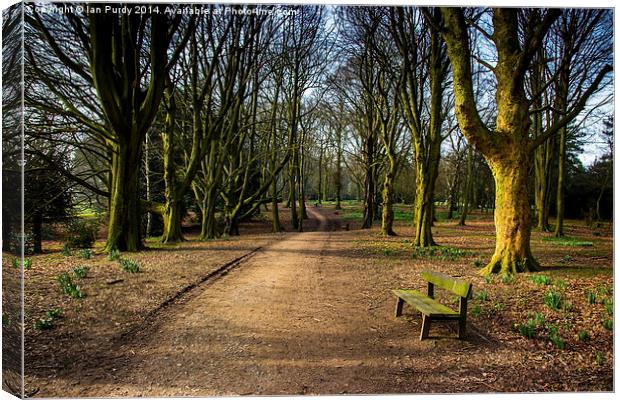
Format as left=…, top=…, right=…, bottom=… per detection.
left=392, top=289, right=460, bottom=318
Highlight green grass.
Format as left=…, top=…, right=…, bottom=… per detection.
left=411, top=246, right=473, bottom=261
left=542, top=236, right=594, bottom=247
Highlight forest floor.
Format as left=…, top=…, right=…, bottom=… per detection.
left=2, top=203, right=614, bottom=396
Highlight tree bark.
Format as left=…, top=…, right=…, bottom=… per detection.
left=480, top=152, right=540, bottom=274
left=458, top=145, right=474, bottom=226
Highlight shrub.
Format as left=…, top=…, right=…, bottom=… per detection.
left=475, top=291, right=489, bottom=301
left=64, top=218, right=97, bottom=249
left=78, top=249, right=92, bottom=260
left=601, top=319, right=613, bottom=330
left=531, top=275, right=552, bottom=286
left=586, top=290, right=597, bottom=305
left=119, top=258, right=140, bottom=273
left=57, top=273, right=85, bottom=299
left=72, top=266, right=89, bottom=279
left=544, top=291, right=563, bottom=310
left=108, top=249, right=121, bottom=261
left=577, top=331, right=590, bottom=342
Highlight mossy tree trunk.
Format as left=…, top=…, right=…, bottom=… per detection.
left=88, top=13, right=188, bottom=252
left=458, top=145, right=474, bottom=226
left=393, top=8, right=448, bottom=246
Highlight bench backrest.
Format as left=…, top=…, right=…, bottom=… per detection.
left=422, top=270, right=472, bottom=298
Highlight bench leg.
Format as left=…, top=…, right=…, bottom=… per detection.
left=395, top=298, right=404, bottom=317
left=420, top=315, right=431, bottom=340
left=458, top=318, right=466, bottom=339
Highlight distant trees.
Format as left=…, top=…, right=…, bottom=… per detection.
left=18, top=5, right=613, bottom=262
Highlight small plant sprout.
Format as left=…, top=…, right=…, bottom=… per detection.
left=33, top=318, right=54, bottom=330
left=544, top=291, right=563, bottom=311
left=501, top=274, right=515, bottom=284
left=475, top=291, right=489, bottom=301
left=546, top=324, right=566, bottom=350
left=472, top=305, right=482, bottom=317
left=531, top=275, right=552, bottom=286
left=595, top=352, right=605, bottom=366
left=73, top=266, right=89, bottom=279
left=483, top=275, right=494, bottom=284
left=78, top=249, right=93, bottom=260
left=46, top=308, right=64, bottom=319
left=577, top=331, right=590, bottom=341
left=61, top=244, right=71, bottom=256
left=586, top=290, right=597, bottom=305
left=24, top=259, right=32, bottom=270
left=601, top=319, right=613, bottom=331
left=57, top=273, right=85, bottom=299
left=11, top=258, right=19, bottom=268
left=603, top=298, right=613, bottom=316
left=108, top=249, right=121, bottom=261
left=473, top=259, right=483, bottom=268
left=519, top=319, right=537, bottom=339
left=119, top=258, right=140, bottom=273
left=554, top=279, right=567, bottom=291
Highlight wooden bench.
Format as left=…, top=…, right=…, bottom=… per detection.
left=392, top=270, right=472, bottom=340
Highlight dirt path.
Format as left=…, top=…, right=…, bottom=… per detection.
left=54, top=207, right=405, bottom=396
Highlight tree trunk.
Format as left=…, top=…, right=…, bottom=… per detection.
left=381, top=156, right=397, bottom=236
left=271, top=179, right=282, bottom=233
left=32, top=211, right=42, bottom=254
left=106, top=144, right=143, bottom=252
left=335, top=130, right=343, bottom=210
left=480, top=153, right=540, bottom=274
left=458, top=145, right=474, bottom=226
left=413, top=175, right=436, bottom=246
left=554, top=126, right=566, bottom=237
left=362, top=136, right=376, bottom=229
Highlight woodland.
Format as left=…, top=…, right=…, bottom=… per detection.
left=1, top=3, right=615, bottom=397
